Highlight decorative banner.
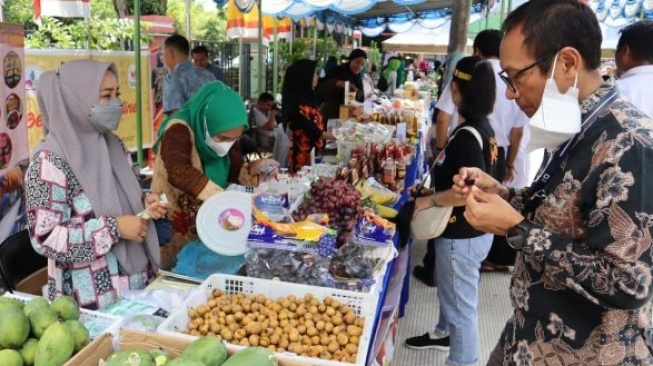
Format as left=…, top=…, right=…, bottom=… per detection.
left=24, top=49, right=154, bottom=152
left=33, top=0, right=91, bottom=20
left=227, top=0, right=292, bottom=40
left=0, top=24, right=28, bottom=174
left=0, top=23, right=28, bottom=242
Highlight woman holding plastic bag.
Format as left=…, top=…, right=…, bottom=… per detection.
left=403, top=56, right=498, bottom=366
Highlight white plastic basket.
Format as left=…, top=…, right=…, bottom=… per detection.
left=2, top=292, right=122, bottom=340
left=158, top=274, right=379, bottom=366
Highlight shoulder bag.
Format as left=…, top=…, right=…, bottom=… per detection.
left=411, top=125, right=483, bottom=240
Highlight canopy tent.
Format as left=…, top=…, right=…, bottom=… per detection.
left=219, top=0, right=488, bottom=40
left=382, top=22, right=473, bottom=54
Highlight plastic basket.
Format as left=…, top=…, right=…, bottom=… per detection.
left=2, top=292, right=122, bottom=340
left=158, top=274, right=379, bottom=366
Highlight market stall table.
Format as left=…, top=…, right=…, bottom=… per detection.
left=143, top=127, right=425, bottom=366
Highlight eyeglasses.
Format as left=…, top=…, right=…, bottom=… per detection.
left=498, top=52, right=557, bottom=93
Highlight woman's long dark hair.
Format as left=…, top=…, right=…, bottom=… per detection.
left=281, top=59, right=319, bottom=123
left=452, top=56, right=496, bottom=122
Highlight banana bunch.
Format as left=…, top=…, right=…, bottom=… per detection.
left=355, top=181, right=398, bottom=219
left=354, top=182, right=397, bottom=206
left=376, top=205, right=398, bottom=219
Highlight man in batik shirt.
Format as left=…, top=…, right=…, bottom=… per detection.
left=454, top=1, right=653, bottom=365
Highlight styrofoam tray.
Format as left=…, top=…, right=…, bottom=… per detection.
left=2, top=292, right=122, bottom=340
left=157, top=274, right=379, bottom=366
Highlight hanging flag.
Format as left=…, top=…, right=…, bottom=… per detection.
left=34, top=0, right=91, bottom=20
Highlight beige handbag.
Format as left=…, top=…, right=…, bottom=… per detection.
left=410, top=126, right=483, bottom=240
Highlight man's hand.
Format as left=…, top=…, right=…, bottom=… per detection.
left=463, top=187, right=523, bottom=235
left=452, top=167, right=504, bottom=199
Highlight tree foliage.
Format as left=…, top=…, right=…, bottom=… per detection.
left=166, top=0, right=227, bottom=42
left=114, top=0, right=167, bottom=18
left=25, top=17, right=151, bottom=50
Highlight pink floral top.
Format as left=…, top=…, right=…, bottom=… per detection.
left=25, top=150, right=153, bottom=310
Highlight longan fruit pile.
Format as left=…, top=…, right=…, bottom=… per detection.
left=186, top=289, right=365, bottom=363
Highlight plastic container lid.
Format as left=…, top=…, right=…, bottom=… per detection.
left=196, top=191, right=252, bottom=256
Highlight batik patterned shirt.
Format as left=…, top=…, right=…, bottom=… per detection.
left=499, top=78, right=653, bottom=365
left=163, top=60, right=216, bottom=114
left=25, top=151, right=153, bottom=310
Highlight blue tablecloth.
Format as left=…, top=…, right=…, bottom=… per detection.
left=366, top=137, right=423, bottom=364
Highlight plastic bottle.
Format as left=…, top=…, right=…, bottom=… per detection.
left=383, top=158, right=396, bottom=185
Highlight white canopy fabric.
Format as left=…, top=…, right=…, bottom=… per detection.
left=382, top=22, right=473, bottom=54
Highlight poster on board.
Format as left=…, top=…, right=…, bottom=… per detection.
left=24, top=49, right=154, bottom=152
left=0, top=23, right=29, bottom=243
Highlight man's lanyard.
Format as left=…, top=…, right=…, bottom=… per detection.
left=524, top=87, right=620, bottom=214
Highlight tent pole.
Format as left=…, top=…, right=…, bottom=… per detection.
left=239, top=37, right=244, bottom=98
left=323, top=27, right=328, bottom=61
left=257, top=0, right=264, bottom=95
left=313, top=24, right=317, bottom=59
left=290, top=21, right=294, bottom=54
left=444, top=0, right=472, bottom=88
left=273, top=18, right=279, bottom=96
left=185, top=0, right=191, bottom=39
left=135, top=0, right=143, bottom=167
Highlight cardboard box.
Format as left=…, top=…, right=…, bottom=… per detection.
left=66, top=329, right=310, bottom=366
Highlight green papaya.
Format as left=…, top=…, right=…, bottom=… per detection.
left=23, top=298, right=50, bottom=318
left=181, top=336, right=227, bottom=366
left=21, top=338, right=39, bottom=366
left=221, top=347, right=278, bottom=366
left=0, top=297, right=24, bottom=313
left=0, top=307, right=30, bottom=349
left=29, top=308, right=58, bottom=339
left=105, top=350, right=155, bottom=366
left=0, top=349, right=24, bottom=366
left=34, top=322, right=75, bottom=366
left=50, top=296, right=80, bottom=321
left=165, top=358, right=206, bottom=366
left=64, top=320, right=90, bottom=353
left=149, top=349, right=172, bottom=366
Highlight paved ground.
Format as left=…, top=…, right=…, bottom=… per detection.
left=394, top=240, right=513, bottom=366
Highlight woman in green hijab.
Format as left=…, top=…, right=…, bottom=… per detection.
left=151, top=81, right=248, bottom=268
left=382, top=58, right=402, bottom=97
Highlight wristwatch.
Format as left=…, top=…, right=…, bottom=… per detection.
left=505, top=219, right=533, bottom=251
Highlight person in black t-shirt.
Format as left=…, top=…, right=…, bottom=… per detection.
left=404, top=56, right=498, bottom=366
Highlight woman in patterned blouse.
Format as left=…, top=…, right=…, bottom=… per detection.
left=25, top=60, right=168, bottom=310
left=282, top=59, right=336, bottom=173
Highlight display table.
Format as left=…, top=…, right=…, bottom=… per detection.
left=145, top=136, right=425, bottom=366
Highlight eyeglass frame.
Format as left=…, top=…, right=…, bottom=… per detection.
left=498, top=51, right=559, bottom=93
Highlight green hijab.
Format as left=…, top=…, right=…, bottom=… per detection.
left=157, top=81, right=248, bottom=188
left=397, top=60, right=407, bottom=86
left=383, top=59, right=401, bottom=81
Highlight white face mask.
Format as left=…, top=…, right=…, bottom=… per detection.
left=205, top=130, right=235, bottom=157
left=527, top=53, right=581, bottom=152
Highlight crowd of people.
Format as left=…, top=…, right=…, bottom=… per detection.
left=9, top=0, right=653, bottom=364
